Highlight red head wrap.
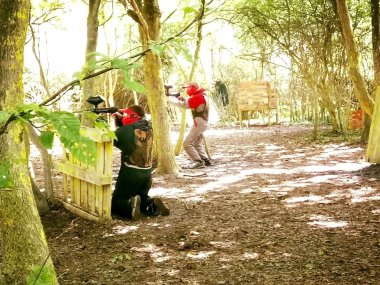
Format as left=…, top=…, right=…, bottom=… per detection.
left=182, top=82, right=206, bottom=97
left=120, top=108, right=140, bottom=125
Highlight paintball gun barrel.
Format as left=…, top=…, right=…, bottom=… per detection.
left=86, top=96, right=118, bottom=114
left=164, top=85, right=180, bottom=98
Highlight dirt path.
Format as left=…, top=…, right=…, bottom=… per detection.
left=41, top=125, right=380, bottom=284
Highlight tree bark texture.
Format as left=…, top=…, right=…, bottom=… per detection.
left=134, top=0, right=179, bottom=174
left=26, top=123, right=56, bottom=204
left=334, top=0, right=374, bottom=117
left=0, top=1, right=58, bottom=283
left=82, top=0, right=102, bottom=126
left=371, top=0, right=380, bottom=87
left=24, top=128, right=50, bottom=215
left=367, top=87, right=380, bottom=162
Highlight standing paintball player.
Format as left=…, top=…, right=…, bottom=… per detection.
left=167, top=82, right=213, bottom=169
left=111, top=105, right=170, bottom=220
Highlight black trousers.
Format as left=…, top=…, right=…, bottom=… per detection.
left=111, top=164, right=156, bottom=218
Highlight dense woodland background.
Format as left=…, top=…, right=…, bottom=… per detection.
left=1, top=0, right=380, bottom=284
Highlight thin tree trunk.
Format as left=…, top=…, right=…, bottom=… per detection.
left=82, top=0, right=102, bottom=126
left=365, top=0, right=380, bottom=141
left=334, top=0, right=374, bottom=117
left=0, top=1, right=57, bottom=283
left=24, top=127, right=50, bottom=214
left=133, top=0, right=179, bottom=174
left=371, top=0, right=380, bottom=87
left=26, top=123, right=56, bottom=204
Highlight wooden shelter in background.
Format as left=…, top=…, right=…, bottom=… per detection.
left=53, top=128, right=113, bottom=222
left=236, top=80, right=279, bottom=127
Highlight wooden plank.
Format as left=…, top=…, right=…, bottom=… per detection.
left=73, top=156, right=81, bottom=207
left=80, top=179, right=88, bottom=209
left=68, top=153, right=77, bottom=205
left=61, top=200, right=100, bottom=222
left=87, top=144, right=97, bottom=215
left=95, top=142, right=105, bottom=216
left=61, top=144, right=68, bottom=201
left=236, top=80, right=273, bottom=112
left=102, top=141, right=113, bottom=219
left=52, top=161, right=112, bottom=186
left=81, top=127, right=113, bottom=143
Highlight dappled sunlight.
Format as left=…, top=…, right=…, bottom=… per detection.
left=209, top=241, right=237, bottom=248
left=285, top=195, right=332, bottom=205
left=279, top=153, right=306, bottom=160
left=150, top=187, right=184, bottom=197
left=308, top=215, right=348, bottom=228
left=195, top=174, right=245, bottom=194
left=153, top=132, right=374, bottom=211
left=131, top=243, right=172, bottom=263
left=186, top=250, right=216, bottom=259
left=239, top=187, right=260, bottom=194
left=166, top=269, right=181, bottom=276
left=350, top=186, right=380, bottom=203
left=112, top=225, right=139, bottom=235
left=320, top=145, right=363, bottom=158
left=297, top=162, right=369, bottom=173
left=241, top=252, right=259, bottom=260
left=372, top=209, right=380, bottom=214
left=264, top=144, right=284, bottom=151
left=152, top=160, right=371, bottom=204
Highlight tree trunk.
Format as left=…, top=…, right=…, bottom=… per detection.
left=371, top=0, right=380, bottom=87
left=24, top=127, right=51, bottom=215
left=26, top=123, right=56, bottom=204
left=365, top=0, right=380, bottom=141
left=82, top=0, right=102, bottom=126
left=0, top=1, right=58, bottom=283
left=334, top=0, right=374, bottom=117
left=131, top=0, right=179, bottom=174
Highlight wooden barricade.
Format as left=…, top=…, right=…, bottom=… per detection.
left=236, top=80, right=278, bottom=127
left=53, top=127, right=113, bottom=221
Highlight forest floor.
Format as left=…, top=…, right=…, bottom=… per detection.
left=36, top=124, right=380, bottom=285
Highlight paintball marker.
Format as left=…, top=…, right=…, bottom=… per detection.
left=164, top=85, right=180, bottom=98
left=86, top=96, right=118, bottom=114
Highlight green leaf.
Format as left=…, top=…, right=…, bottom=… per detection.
left=27, top=263, right=57, bottom=285
left=183, top=6, right=197, bottom=15
left=49, top=112, right=81, bottom=137
left=48, top=112, right=96, bottom=165
left=111, top=58, right=132, bottom=71
left=121, top=75, right=145, bottom=93
left=0, top=162, right=13, bottom=189
left=39, top=131, right=55, bottom=149
left=148, top=41, right=166, bottom=55
left=110, top=253, right=132, bottom=263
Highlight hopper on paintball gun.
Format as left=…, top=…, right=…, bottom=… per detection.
left=164, top=85, right=180, bottom=98
left=87, top=96, right=118, bottom=114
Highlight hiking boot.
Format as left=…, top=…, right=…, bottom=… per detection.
left=183, top=160, right=205, bottom=169
left=153, top=198, right=170, bottom=216
left=203, top=159, right=213, bottom=166
left=130, top=195, right=141, bottom=221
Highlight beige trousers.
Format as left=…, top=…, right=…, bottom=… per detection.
left=183, top=117, right=209, bottom=161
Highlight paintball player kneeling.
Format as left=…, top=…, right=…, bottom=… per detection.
left=168, top=82, right=213, bottom=169
left=111, top=105, right=170, bottom=220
